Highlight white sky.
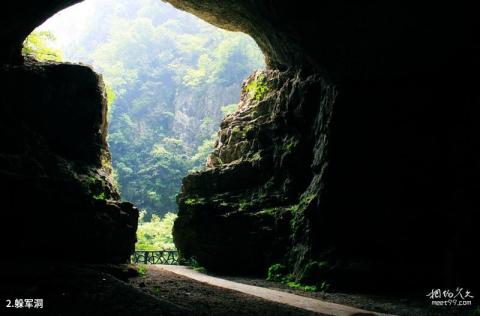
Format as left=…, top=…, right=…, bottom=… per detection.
left=37, top=1, right=96, bottom=50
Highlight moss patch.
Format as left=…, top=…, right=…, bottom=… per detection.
left=246, top=74, right=269, bottom=101
left=184, top=197, right=206, bottom=206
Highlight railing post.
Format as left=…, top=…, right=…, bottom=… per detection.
left=133, top=250, right=178, bottom=265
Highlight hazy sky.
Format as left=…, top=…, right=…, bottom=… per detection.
left=37, top=1, right=96, bottom=51
left=36, top=0, right=240, bottom=57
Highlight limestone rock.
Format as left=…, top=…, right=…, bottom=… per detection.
left=1, top=0, right=479, bottom=293
left=174, top=69, right=334, bottom=274
left=0, top=60, right=138, bottom=263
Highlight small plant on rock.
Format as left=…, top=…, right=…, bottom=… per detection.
left=246, top=74, right=269, bottom=101
left=267, top=263, right=288, bottom=282
left=266, top=262, right=331, bottom=293
left=137, top=264, right=147, bottom=277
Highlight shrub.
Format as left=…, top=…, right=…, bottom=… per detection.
left=299, top=261, right=330, bottom=285
left=266, top=262, right=331, bottom=293
left=267, top=263, right=287, bottom=282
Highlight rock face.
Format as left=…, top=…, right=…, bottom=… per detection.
left=1, top=0, right=478, bottom=293
left=175, top=70, right=334, bottom=274
left=172, top=83, right=241, bottom=148
left=0, top=59, right=138, bottom=263
left=168, top=2, right=480, bottom=292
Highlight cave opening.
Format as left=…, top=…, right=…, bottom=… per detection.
left=26, top=0, right=265, bottom=252
left=2, top=1, right=478, bottom=314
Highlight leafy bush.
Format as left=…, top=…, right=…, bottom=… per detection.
left=299, top=261, right=330, bottom=284
left=267, top=263, right=287, bottom=282
left=135, top=212, right=177, bottom=250
left=22, top=31, right=63, bottom=61
left=221, top=103, right=238, bottom=116
left=38, top=0, right=265, bottom=220
left=266, top=262, right=331, bottom=293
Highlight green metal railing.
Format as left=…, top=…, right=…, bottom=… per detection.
left=131, top=250, right=179, bottom=265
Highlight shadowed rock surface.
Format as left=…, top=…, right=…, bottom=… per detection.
left=0, top=59, right=138, bottom=263
left=0, top=0, right=478, bottom=304
left=168, top=1, right=480, bottom=293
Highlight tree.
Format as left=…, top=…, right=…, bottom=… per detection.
left=36, top=0, right=265, bottom=218
left=22, top=31, right=63, bottom=61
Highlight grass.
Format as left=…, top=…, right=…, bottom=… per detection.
left=286, top=281, right=318, bottom=292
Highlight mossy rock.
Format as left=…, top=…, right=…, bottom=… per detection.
left=298, top=261, right=330, bottom=285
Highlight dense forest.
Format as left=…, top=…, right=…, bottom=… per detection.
left=33, top=0, right=264, bottom=224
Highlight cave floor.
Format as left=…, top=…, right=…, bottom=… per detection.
left=128, top=265, right=324, bottom=316
left=130, top=265, right=469, bottom=316
left=0, top=262, right=470, bottom=316
left=139, top=265, right=384, bottom=316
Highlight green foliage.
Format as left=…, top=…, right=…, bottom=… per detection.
left=188, top=257, right=201, bottom=268
left=184, top=199, right=194, bottom=205
left=221, top=103, right=238, bottom=116
left=193, top=266, right=207, bottom=274
left=473, top=306, right=480, bottom=316
left=286, top=281, right=318, bottom=292
left=246, top=74, right=269, bottom=101
left=282, top=137, right=298, bottom=154
left=190, top=136, right=216, bottom=170
left=93, top=192, right=106, bottom=200
left=183, top=197, right=206, bottom=206
left=37, top=0, right=265, bottom=220
left=135, top=212, right=177, bottom=250
left=267, top=263, right=287, bottom=282
left=300, top=261, right=329, bottom=283
left=105, top=83, right=117, bottom=119
left=186, top=257, right=207, bottom=273
left=250, top=151, right=261, bottom=161
left=137, top=264, right=147, bottom=277
left=105, top=84, right=116, bottom=106
left=266, top=263, right=330, bottom=293
left=239, top=199, right=251, bottom=211
left=22, top=31, right=63, bottom=61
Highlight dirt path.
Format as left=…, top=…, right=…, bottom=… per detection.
left=129, top=266, right=322, bottom=316
left=153, top=265, right=393, bottom=316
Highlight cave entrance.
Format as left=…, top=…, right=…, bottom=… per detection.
left=26, top=0, right=265, bottom=252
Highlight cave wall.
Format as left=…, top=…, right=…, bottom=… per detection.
left=0, top=58, right=138, bottom=263
left=167, top=1, right=479, bottom=291
left=0, top=0, right=478, bottom=291
left=0, top=0, right=82, bottom=64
